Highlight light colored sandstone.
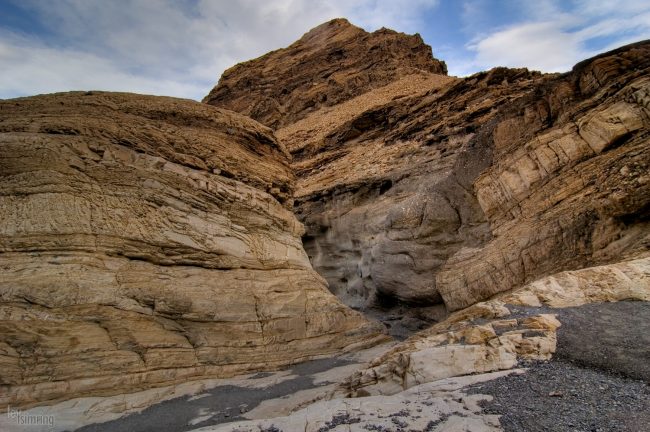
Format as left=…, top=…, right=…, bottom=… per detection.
left=197, top=370, right=523, bottom=432
left=438, top=70, right=650, bottom=310
left=340, top=258, right=649, bottom=397
left=0, top=343, right=397, bottom=432
left=0, top=92, right=386, bottom=409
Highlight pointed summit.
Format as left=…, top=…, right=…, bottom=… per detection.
left=296, top=18, right=364, bottom=45
left=203, top=19, right=447, bottom=128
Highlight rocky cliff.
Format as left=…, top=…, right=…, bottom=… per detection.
left=437, top=43, right=650, bottom=310
left=195, top=25, right=650, bottom=430
left=203, top=18, right=447, bottom=129
left=2, top=16, right=649, bottom=422
left=0, top=92, right=386, bottom=408
left=206, top=19, right=649, bottom=339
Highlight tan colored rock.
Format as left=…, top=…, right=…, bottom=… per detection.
left=203, top=27, right=547, bottom=312
left=287, top=67, right=545, bottom=310
left=438, top=55, right=650, bottom=310
left=0, top=92, right=386, bottom=409
left=288, top=40, right=649, bottom=314
left=210, top=18, right=650, bottom=320
left=338, top=258, right=650, bottom=397
left=0, top=343, right=396, bottom=432
left=203, top=20, right=649, bottom=319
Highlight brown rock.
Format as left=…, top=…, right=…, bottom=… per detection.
left=203, top=18, right=447, bottom=129
left=436, top=41, right=650, bottom=310
left=290, top=67, right=544, bottom=309
left=207, top=24, right=648, bottom=316
left=0, top=92, right=386, bottom=409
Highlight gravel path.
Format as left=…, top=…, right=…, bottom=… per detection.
left=469, top=301, right=650, bottom=432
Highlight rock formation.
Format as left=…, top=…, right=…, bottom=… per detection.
left=203, top=18, right=447, bottom=129
left=200, top=26, right=650, bottom=431
left=289, top=68, right=544, bottom=314
left=0, top=92, right=386, bottom=408
left=206, top=17, right=649, bottom=331
left=436, top=43, right=650, bottom=310
left=340, top=257, right=650, bottom=397
left=2, top=15, right=649, bottom=427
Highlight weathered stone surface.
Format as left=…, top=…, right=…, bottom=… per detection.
left=208, top=32, right=649, bottom=317
left=0, top=343, right=395, bottom=432
left=339, top=257, right=650, bottom=398
left=0, top=92, right=386, bottom=408
left=437, top=42, right=650, bottom=310
left=290, top=67, right=545, bottom=310
left=203, top=18, right=447, bottom=129
left=198, top=370, right=517, bottom=432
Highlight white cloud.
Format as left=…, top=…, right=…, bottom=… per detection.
left=0, top=31, right=206, bottom=98
left=572, top=0, right=650, bottom=17
left=0, top=0, right=440, bottom=100
left=459, top=0, right=650, bottom=75
left=3, top=0, right=648, bottom=97
left=468, top=21, right=582, bottom=73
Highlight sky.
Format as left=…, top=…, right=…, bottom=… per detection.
left=1, top=0, right=649, bottom=101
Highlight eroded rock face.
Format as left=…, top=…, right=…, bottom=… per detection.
left=203, top=18, right=447, bottom=129
left=295, top=41, right=650, bottom=315
left=437, top=41, right=650, bottom=310
left=0, top=92, right=386, bottom=408
left=290, top=68, right=546, bottom=311
left=206, top=28, right=649, bottom=318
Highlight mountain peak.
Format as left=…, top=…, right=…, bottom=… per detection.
left=203, top=19, right=447, bottom=128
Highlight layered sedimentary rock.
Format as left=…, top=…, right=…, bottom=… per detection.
left=436, top=42, right=650, bottom=310
left=340, top=257, right=650, bottom=397
left=203, top=18, right=447, bottom=129
left=289, top=68, right=545, bottom=311
left=0, top=92, right=385, bottom=408
left=207, top=23, right=649, bottom=320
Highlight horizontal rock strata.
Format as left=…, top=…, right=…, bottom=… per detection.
left=0, top=92, right=386, bottom=408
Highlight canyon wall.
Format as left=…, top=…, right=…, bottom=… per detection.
left=437, top=43, right=650, bottom=310
left=2, top=16, right=647, bottom=413
left=0, top=92, right=385, bottom=408
left=206, top=20, right=649, bottom=321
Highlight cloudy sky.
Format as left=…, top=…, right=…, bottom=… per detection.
left=1, top=0, right=649, bottom=100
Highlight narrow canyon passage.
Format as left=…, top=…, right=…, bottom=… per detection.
left=1, top=14, right=649, bottom=432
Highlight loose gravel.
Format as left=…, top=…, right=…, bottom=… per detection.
left=469, top=301, right=650, bottom=432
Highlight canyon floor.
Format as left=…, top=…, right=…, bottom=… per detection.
left=3, top=300, right=647, bottom=432
left=469, top=301, right=650, bottom=432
